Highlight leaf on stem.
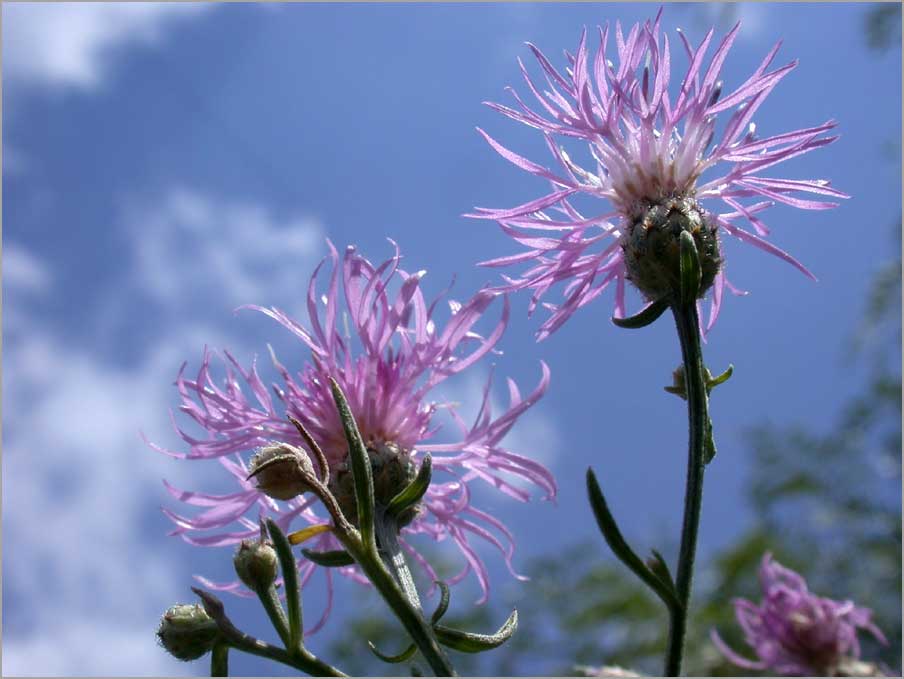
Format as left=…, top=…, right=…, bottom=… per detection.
left=433, top=609, right=518, bottom=653
left=329, top=378, right=376, bottom=551
left=266, top=519, right=304, bottom=652
left=367, top=640, right=418, bottom=664
left=612, top=297, right=670, bottom=329
left=679, top=230, right=702, bottom=305
left=646, top=549, right=676, bottom=592
left=387, top=454, right=432, bottom=518
left=301, top=548, right=356, bottom=568
left=586, top=468, right=681, bottom=611
left=430, top=581, right=451, bottom=625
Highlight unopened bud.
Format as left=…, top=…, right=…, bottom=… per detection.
left=157, top=603, right=220, bottom=661
left=233, top=538, right=279, bottom=590
left=622, top=196, right=721, bottom=302
left=248, top=443, right=316, bottom=501
left=331, top=441, right=420, bottom=529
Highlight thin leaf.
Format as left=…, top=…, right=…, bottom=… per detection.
left=434, top=610, right=518, bottom=653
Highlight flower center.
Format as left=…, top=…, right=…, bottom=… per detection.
left=621, top=195, right=721, bottom=301
left=329, top=441, right=421, bottom=530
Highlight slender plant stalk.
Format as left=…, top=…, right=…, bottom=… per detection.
left=375, top=508, right=423, bottom=611
left=192, top=587, right=346, bottom=677
left=337, top=532, right=457, bottom=677
left=211, top=642, right=229, bottom=677
left=255, top=584, right=291, bottom=650
left=664, top=301, right=709, bottom=676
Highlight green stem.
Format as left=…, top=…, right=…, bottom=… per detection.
left=339, top=532, right=456, bottom=677
left=211, top=642, right=229, bottom=677
left=224, top=635, right=344, bottom=677
left=255, top=584, right=291, bottom=650
left=193, top=587, right=346, bottom=677
left=664, top=302, right=709, bottom=677
left=375, top=508, right=423, bottom=611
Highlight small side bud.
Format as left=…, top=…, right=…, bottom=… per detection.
left=233, top=538, right=279, bottom=591
left=157, top=603, right=220, bottom=661
left=248, top=442, right=316, bottom=501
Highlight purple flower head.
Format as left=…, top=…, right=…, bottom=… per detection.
left=711, top=553, right=887, bottom=676
left=470, top=8, right=846, bottom=339
left=154, top=242, right=555, bottom=633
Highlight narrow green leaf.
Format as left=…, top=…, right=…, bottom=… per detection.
left=647, top=549, right=676, bottom=592
left=329, top=378, right=376, bottom=551
left=706, top=364, right=734, bottom=392
left=301, top=548, right=355, bottom=568
left=367, top=640, right=417, bottom=664
left=430, top=581, right=450, bottom=625
left=612, top=297, right=670, bottom=329
left=704, top=417, right=717, bottom=465
left=387, top=454, right=432, bottom=518
left=434, top=610, right=518, bottom=653
left=679, top=230, right=701, bottom=305
left=586, top=468, right=681, bottom=611
left=265, top=519, right=303, bottom=652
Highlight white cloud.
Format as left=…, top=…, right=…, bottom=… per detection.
left=3, top=620, right=188, bottom=677
left=3, top=243, right=52, bottom=294
left=2, top=2, right=211, bottom=89
left=2, top=189, right=324, bottom=675
left=127, top=188, right=324, bottom=313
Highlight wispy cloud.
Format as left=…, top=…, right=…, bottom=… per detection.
left=2, top=189, right=324, bottom=675
left=2, top=3, right=211, bottom=89
left=127, top=188, right=323, bottom=313
left=3, top=243, right=52, bottom=294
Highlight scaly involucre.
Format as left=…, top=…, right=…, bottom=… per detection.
left=471, top=9, right=846, bottom=339
left=154, top=242, right=555, bottom=633
left=711, top=554, right=886, bottom=676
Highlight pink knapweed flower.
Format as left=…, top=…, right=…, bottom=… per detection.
left=711, top=554, right=887, bottom=676
left=471, top=9, right=846, bottom=339
left=154, top=242, right=554, bottom=633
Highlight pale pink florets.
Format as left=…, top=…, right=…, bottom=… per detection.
left=471, top=9, right=847, bottom=339
left=154, top=242, right=555, bottom=632
left=711, top=554, right=887, bottom=676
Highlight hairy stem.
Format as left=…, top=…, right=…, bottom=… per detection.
left=375, top=508, right=423, bottom=611
left=255, top=584, right=291, bottom=650
left=339, top=528, right=456, bottom=676
left=664, top=302, right=709, bottom=676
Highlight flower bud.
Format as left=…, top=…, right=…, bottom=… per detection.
left=330, top=441, right=420, bottom=529
left=622, top=196, right=721, bottom=301
left=248, top=442, right=316, bottom=501
left=233, top=538, right=279, bottom=591
left=156, top=603, right=220, bottom=661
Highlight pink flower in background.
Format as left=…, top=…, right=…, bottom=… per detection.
left=711, top=554, right=886, bottom=676
left=471, top=9, right=846, bottom=339
left=154, top=242, right=554, bottom=632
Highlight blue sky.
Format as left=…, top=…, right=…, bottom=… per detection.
left=2, top=3, right=900, bottom=676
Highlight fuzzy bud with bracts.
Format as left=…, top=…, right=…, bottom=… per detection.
left=622, top=196, right=721, bottom=302
left=233, top=538, right=279, bottom=591
left=157, top=603, right=221, bottom=661
left=247, top=442, right=316, bottom=501
left=330, top=441, right=420, bottom=530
